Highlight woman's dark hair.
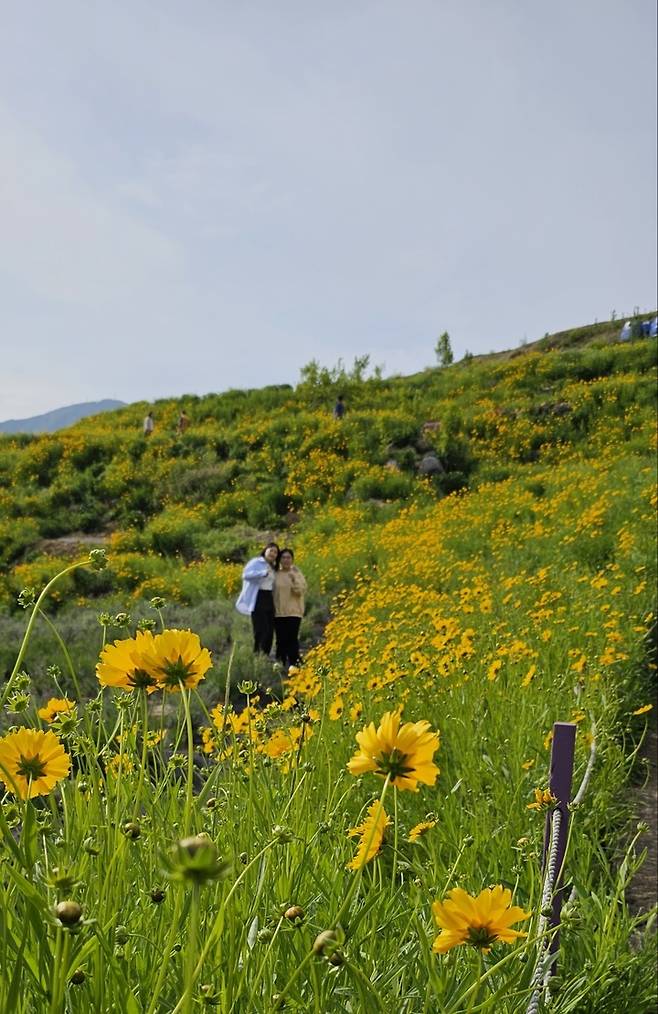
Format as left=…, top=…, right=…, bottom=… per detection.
left=278, top=547, right=294, bottom=562
left=261, top=542, right=280, bottom=568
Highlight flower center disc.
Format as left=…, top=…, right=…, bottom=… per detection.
left=375, top=748, right=413, bottom=781
left=17, top=753, right=46, bottom=780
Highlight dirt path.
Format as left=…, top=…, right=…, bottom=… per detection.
left=628, top=723, right=657, bottom=914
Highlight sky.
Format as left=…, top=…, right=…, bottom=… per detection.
left=1, top=0, right=656, bottom=419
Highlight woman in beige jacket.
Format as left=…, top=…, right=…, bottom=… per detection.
left=273, top=548, right=307, bottom=668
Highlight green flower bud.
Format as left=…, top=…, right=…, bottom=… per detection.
left=49, top=868, right=81, bottom=893
left=163, top=836, right=231, bottom=886
left=88, top=549, right=108, bottom=571
left=18, top=587, right=36, bottom=609
left=55, top=901, right=83, bottom=927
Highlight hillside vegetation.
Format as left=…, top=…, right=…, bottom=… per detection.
left=0, top=319, right=656, bottom=1012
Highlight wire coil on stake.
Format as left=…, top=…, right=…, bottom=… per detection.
left=525, top=722, right=576, bottom=1014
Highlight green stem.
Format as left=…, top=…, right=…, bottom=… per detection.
left=275, top=777, right=393, bottom=1014
left=246, top=694, right=254, bottom=833
left=1, top=560, right=89, bottom=710
left=170, top=840, right=278, bottom=1013
left=334, top=774, right=392, bottom=928
left=446, top=924, right=559, bottom=1013
left=49, top=928, right=71, bottom=1014
left=441, top=838, right=468, bottom=897
left=181, top=885, right=200, bottom=1014
left=132, top=692, right=150, bottom=821
left=181, top=688, right=195, bottom=835
left=145, top=887, right=185, bottom=1014
left=220, top=644, right=235, bottom=741
left=38, top=608, right=83, bottom=704
left=345, top=956, right=386, bottom=1011
left=391, top=785, right=399, bottom=893
left=49, top=928, right=64, bottom=1014
left=244, top=916, right=285, bottom=1012
left=466, top=950, right=484, bottom=1014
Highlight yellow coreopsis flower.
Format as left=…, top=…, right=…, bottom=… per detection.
left=432, top=886, right=531, bottom=953
left=141, top=629, right=213, bottom=691
left=347, top=711, right=439, bottom=791
left=347, top=801, right=389, bottom=870
left=96, top=630, right=160, bottom=692
left=38, top=698, right=76, bottom=723
left=0, top=728, right=70, bottom=799
left=632, top=704, right=653, bottom=716
left=408, top=819, right=437, bottom=843
left=527, top=787, right=557, bottom=811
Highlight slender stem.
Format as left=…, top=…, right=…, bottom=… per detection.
left=170, top=840, right=278, bottom=1013
left=391, top=786, right=399, bottom=893
left=334, top=774, right=392, bottom=928
left=181, top=885, right=200, bottom=1014
left=49, top=928, right=63, bottom=1014
left=466, top=950, right=483, bottom=1014
left=145, top=887, right=184, bottom=1014
left=1, top=560, right=89, bottom=709
left=441, top=839, right=468, bottom=897
left=132, top=692, right=150, bottom=821
left=38, top=608, right=83, bottom=703
left=345, top=956, right=386, bottom=1011
left=181, top=688, right=195, bottom=835
left=220, top=643, right=235, bottom=741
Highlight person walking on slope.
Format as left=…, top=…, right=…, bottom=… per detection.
left=235, top=542, right=279, bottom=654
left=143, top=411, right=155, bottom=436
left=333, top=394, right=346, bottom=420
left=274, top=548, right=307, bottom=669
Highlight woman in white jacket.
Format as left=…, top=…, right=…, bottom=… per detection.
left=235, top=542, right=279, bottom=654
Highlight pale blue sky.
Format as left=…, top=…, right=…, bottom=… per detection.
left=1, top=0, right=656, bottom=418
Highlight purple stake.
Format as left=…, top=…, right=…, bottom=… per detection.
left=543, top=721, right=576, bottom=960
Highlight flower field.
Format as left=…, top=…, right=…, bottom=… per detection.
left=0, top=325, right=656, bottom=1011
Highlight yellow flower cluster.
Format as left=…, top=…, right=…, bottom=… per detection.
left=96, top=629, right=212, bottom=693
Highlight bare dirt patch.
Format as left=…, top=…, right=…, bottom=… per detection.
left=628, top=723, right=657, bottom=914
left=37, top=533, right=109, bottom=557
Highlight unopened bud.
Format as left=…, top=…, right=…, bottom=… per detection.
left=55, top=901, right=83, bottom=927
left=313, top=929, right=338, bottom=955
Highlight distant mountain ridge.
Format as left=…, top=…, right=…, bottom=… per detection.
left=0, top=400, right=126, bottom=434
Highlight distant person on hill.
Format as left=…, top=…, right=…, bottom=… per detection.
left=274, top=548, right=307, bottom=669
left=176, top=409, right=189, bottom=434
left=143, top=411, right=155, bottom=436
left=236, top=542, right=280, bottom=655
left=333, top=394, right=346, bottom=420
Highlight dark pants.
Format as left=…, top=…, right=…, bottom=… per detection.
left=252, top=590, right=274, bottom=654
left=275, top=616, right=302, bottom=667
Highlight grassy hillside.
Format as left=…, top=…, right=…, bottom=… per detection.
left=0, top=319, right=656, bottom=1011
